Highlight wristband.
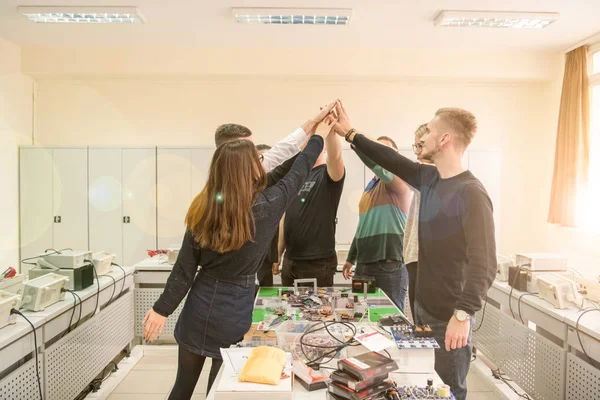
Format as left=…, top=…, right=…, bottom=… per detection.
left=345, top=128, right=356, bottom=143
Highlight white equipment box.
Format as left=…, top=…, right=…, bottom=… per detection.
left=21, top=273, right=69, bottom=311
left=526, top=270, right=574, bottom=294
left=167, top=248, right=180, bottom=265
left=0, top=274, right=26, bottom=296
left=537, top=274, right=581, bottom=309
left=575, top=276, right=600, bottom=303
left=515, top=253, right=568, bottom=271
left=39, top=250, right=93, bottom=269
left=0, top=290, right=21, bottom=329
left=92, top=251, right=116, bottom=275
left=496, top=255, right=514, bottom=282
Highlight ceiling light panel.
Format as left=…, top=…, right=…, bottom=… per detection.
left=18, top=6, right=145, bottom=24
left=232, top=8, right=352, bottom=25
left=434, top=11, right=559, bottom=29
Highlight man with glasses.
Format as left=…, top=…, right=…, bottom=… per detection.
left=334, top=102, right=496, bottom=400
left=342, top=136, right=412, bottom=312
left=404, top=124, right=430, bottom=319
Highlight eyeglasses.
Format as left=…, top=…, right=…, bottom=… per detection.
left=412, top=143, right=424, bottom=154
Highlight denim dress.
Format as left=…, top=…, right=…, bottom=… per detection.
left=174, top=269, right=255, bottom=359
left=151, top=135, right=325, bottom=361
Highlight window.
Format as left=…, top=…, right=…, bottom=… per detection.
left=576, top=47, right=600, bottom=228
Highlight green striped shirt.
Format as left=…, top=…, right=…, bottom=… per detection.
left=347, top=149, right=411, bottom=265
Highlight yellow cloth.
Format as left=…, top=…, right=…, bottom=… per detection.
left=238, top=346, right=287, bottom=386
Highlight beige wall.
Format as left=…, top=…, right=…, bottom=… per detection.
left=0, top=37, right=34, bottom=269
left=18, top=46, right=600, bottom=279
left=22, top=47, right=560, bottom=80
left=31, top=75, right=554, bottom=267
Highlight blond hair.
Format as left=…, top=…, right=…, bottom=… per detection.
left=434, top=108, right=477, bottom=146
left=415, top=124, right=428, bottom=139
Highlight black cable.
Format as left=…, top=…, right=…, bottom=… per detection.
left=473, top=296, right=488, bottom=333
left=491, top=368, right=530, bottom=398
left=11, top=309, right=43, bottom=400
left=21, top=248, right=74, bottom=265
left=382, top=349, right=391, bottom=359
left=92, top=362, right=119, bottom=384
left=576, top=308, right=600, bottom=362
left=62, top=290, right=80, bottom=338
left=517, top=293, right=538, bottom=325
left=86, top=260, right=101, bottom=315
left=508, top=264, right=530, bottom=320
left=100, top=274, right=117, bottom=305
left=112, top=262, right=127, bottom=296
left=63, top=290, right=83, bottom=333
left=299, top=321, right=358, bottom=367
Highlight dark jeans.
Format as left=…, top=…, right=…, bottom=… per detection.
left=257, top=260, right=273, bottom=287
left=406, top=262, right=418, bottom=321
left=355, top=260, right=408, bottom=313
left=168, top=345, right=223, bottom=399
left=281, top=255, right=337, bottom=287
left=414, top=300, right=474, bottom=400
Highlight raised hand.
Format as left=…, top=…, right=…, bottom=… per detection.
left=315, top=114, right=338, bottom=139
left=302, top=100, right=339, bottom=135
left=334, top=100, right=352, bottom=136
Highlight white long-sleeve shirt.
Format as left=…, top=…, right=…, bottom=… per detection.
left=403, top=189, right=420, bottom=265
left=261, top=128, right=308, bottom=172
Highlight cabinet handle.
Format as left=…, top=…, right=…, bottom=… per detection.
left=54, top=216, right=61, bottom=223
left=123, top=216, right=131, bottom=224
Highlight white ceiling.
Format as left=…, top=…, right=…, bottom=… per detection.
left=0, top=0, right=598, bottom=50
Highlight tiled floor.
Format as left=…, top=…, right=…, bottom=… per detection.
left=107, top=348, right=502, bottom=400
left=107, top=350, right=210, bottom=400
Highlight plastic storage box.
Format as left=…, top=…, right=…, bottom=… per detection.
left=275, top=320, right=347, bottom=363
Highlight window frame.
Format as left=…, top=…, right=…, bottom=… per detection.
left=590, top=43, right=600, bottom=83
left=578, top=43, right=600, bottom=230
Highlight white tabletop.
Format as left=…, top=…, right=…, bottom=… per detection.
left=491, top=280, right=600, bottom=341
left=0, top=314, right=46, bottom=350
left=134, top=256, right=175, bottom=271
left=206, top=353, right=443, bottom=400
left=0, top=266, right=134, bottom=350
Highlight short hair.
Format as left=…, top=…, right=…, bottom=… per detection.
left=414, top=123, right=428, bottom=139
left=214, top=124, right=252, bottom=147
left=434, top=108, right=477, bottom=146
left=377, top=136, right=398, bottom=150
left=256, top=144, right=271, bottom=151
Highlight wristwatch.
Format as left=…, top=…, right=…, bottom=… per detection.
left=454, top=310, right=470, bottom=322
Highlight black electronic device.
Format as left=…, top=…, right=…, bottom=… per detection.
left=508, top=266, right=528, bottom=291
left=352, top=276, right=376, bottom=294
left=328, top=381, right=393, bottom=400
left=330, top=370, right=389, bottom=392
left=337, top=352, right=398, bottom=381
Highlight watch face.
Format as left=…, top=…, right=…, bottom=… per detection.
left=456, top=310, right=468, bottom=321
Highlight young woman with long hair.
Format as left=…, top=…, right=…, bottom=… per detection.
left=142, top=108, right=337, bottom=399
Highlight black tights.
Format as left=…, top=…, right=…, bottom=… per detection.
left=168, top=346, right=223, bottom=400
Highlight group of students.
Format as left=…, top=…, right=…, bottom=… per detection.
left=142, top=100, right=497, bottom=400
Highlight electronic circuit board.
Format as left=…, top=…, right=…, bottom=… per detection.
left=252, top=286, right=402, bottom=326
left=393, top=386, right=455, bottom=399
left=389, top=325, right=440, bottom=350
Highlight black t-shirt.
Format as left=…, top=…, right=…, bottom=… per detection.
left=284, top=165, right=345, bottom=260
